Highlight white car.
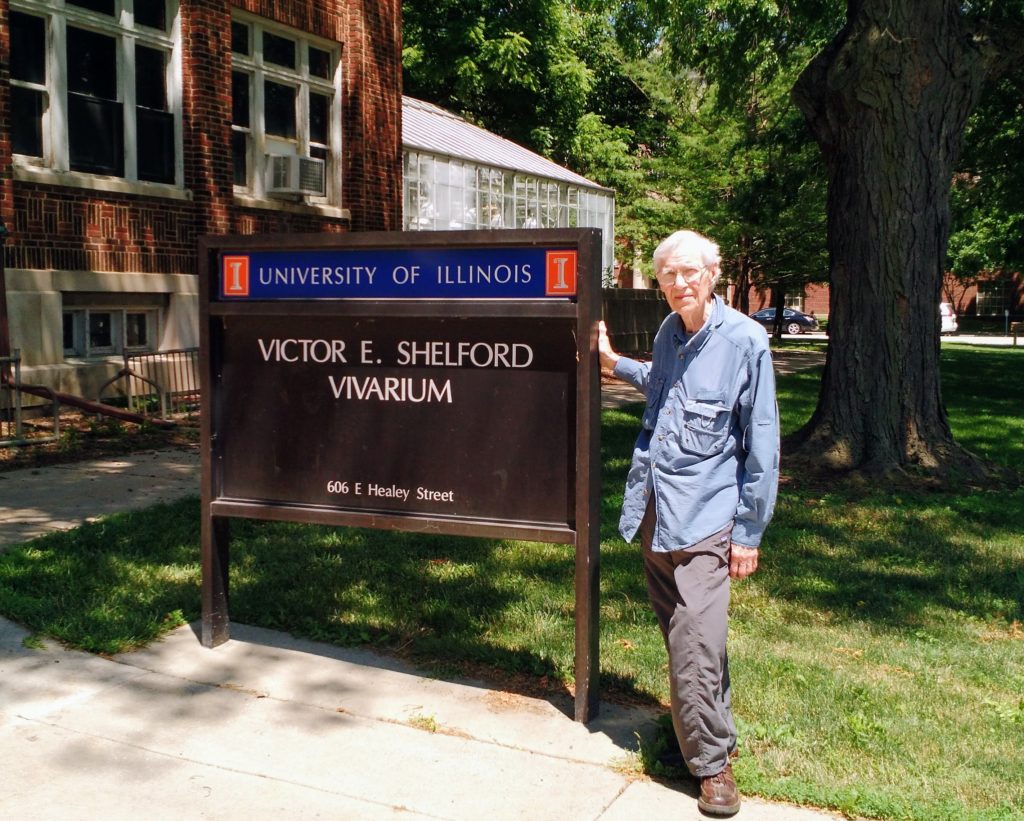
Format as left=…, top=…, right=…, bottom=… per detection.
left=940, top=302, right=958, bottom=334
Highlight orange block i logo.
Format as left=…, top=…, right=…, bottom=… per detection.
left=222, top=255, right=250, bottom=297
left=545, top=251, right=577, bottom=296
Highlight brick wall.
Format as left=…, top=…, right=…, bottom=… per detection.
left=943, top=272, right=1024, bottom=318
left=803, top=284, right=829, bottom=316
left=340, top=0, right=402, bottom=231
left=740, top=282, right=829, bottom=316
left=1, top=0, right=402, bottom=275
left=9, top=186, right=196, bottom=273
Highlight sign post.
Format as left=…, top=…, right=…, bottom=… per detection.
left=198, top=229, right=602, bottom=721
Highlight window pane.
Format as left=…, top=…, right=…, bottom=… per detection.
left=68, top=93, right=124, bottom=175
left=89, top=312, right=113, bottom=350
left=231, top=21, right=250, bottom=55
left=63, top=313, right=78, bottom=353
left=137, top=108, right=174, bottom=183
left=12, top=87, right=44, bottom=157
left=135, top=46, right=167, bottom=110
left=231, top=72, right=250, bottom=127
left=309, top=46, right=332, bottom=79
left=232, top=131, right=248, bottom=185
left=67, top=27, right=117, bottom=99
left=264, top=81, right=296, bottom=139
left=263, top=32, right=296, bottom=68
left=976, top=282, right=1007, bottom=316
left=68, top=0, right=115, bottom=16
left=310, top=145, right=328, bottom=164
left=134, top=0, right=166, bottom=30
left=125, top=313, right=149, bottom=347
left=11, top=12, right=46, bottom=84
left=309, top=92, right=329, bottom=144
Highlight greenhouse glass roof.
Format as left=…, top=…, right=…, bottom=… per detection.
left=402, top=97, right=612, bottom=194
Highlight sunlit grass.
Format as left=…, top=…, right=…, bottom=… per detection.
left=1, top=346, right=1022, bottom=820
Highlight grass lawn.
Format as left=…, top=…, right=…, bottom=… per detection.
left=2, top=345, right=1022, bottom=820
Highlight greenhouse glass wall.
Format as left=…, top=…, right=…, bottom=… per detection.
left=401, top=97, right=617, bottom=275
left=403, top=151, right=615, bottom=272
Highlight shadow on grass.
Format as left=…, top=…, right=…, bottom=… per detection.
left=758, top=487, right=1024, bottom=630
left=0, top=501, right=203, bottom=653
left=602, top=393, right=1024, bottom=636
left=4, top=362, right=1022, bottom=702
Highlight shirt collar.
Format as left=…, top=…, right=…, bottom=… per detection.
left=672, top=295, right=724, bottom=354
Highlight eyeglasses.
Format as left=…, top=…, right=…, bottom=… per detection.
left=656, top=266, right=706, bottom=286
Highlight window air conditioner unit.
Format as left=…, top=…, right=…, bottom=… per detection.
left=266, top=154, right=326, bottom=196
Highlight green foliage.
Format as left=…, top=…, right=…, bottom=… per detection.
left=613, top=49, right=828, bottom=295
left=653, top=0, right=843, bottom=107
left=403, top=1, right=834, bottom=299
left=404, top=0, right=1023, bottom=311
left=949, top=75, right=1024, bottom=278
left=567, top=112, right=643, bottom=199
left=403, top=0, right=596, bottom=161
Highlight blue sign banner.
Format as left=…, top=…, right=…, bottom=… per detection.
left=219, top=246, right=579, bottom=300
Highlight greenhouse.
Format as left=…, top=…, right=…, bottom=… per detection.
left=402, top=97, right=616, bottom=274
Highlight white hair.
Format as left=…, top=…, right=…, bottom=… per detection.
left=652, top=230, right=722, bottom=286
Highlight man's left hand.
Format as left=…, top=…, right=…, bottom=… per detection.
left=729, top=543, right=759, bottom=579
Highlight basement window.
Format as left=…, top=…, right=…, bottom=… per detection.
left=62, top=296, right=163, bottom=358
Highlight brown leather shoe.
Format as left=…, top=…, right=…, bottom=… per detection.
left=698, top=762, right=741, bottom=816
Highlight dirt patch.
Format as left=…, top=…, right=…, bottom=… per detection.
left=0, top=411, right=199, bottom=473
left=771, top=348, right=826, bottom=375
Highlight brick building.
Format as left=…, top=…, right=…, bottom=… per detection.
left=1, top=0, right=401, bottom=397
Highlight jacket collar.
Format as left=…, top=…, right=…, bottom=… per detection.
left=672, top=294, right=724, bottom=354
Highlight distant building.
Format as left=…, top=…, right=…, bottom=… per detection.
left=2, top=0, right=401, bottom=397
left=724, top=275, right=1023, bottom=323
left=401, top=97, right=616, bottom=274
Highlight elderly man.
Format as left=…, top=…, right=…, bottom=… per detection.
left=598, top=230, right=779, bottom=816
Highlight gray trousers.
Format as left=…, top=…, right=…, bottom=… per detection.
left=640, top=499, right=736, bottom=777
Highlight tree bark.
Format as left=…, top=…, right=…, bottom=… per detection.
left=771, top=285, right=785, bottom=340
left=790, top=0, right=991, bottom=475
left=731, top=235, right=753, bottom=314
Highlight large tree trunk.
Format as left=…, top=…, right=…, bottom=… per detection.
left=790, top=0, right=989, bottom=475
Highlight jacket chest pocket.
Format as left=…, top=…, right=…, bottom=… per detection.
left=678, top=393, right=731, bottom=455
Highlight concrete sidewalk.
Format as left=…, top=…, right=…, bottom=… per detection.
left=0, top=440, right=844, bottom=818
left=0, top=448, right=200, bottom=548
left=0, top=615, right=841, bottom=821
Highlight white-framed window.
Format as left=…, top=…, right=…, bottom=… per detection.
left=784, top=290, right=804, bottom=310
left=10, top=0, right=182, bottom=186
left=975, top=280, right=1008, bottom=316
left=63, top=303, right=160, bottom=358
left=230, top=14, right=341, bottom=203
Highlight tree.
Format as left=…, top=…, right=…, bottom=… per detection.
left=610, top=19, right=829, bottom=315
left=947, top=74, right=1024, bottom=287
left=403, top=1, right=1024, bottom=479
left=789, top=1, right=1024, bottom=475
left=403, top=0, right=621, bottom=162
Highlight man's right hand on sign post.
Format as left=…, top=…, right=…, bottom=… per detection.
left=598, top=321, right=620, bottom=371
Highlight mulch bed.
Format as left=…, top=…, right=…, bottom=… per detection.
left=0, top=411, right=198, bottom=473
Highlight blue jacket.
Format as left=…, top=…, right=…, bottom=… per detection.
left=613, top=295, right=779, bottom=550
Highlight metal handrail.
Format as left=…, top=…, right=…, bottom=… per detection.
left=98, top=365, right=167, bottom=418
left=97, top=347, right=199, bottom=419
left=1, top=350, right=60, bottom=446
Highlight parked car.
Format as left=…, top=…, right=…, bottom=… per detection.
left=940, top=302, right=958, bottom=334
left=749, top=307, right=820, bottom=335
